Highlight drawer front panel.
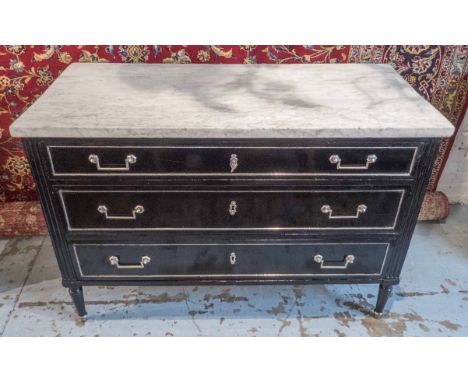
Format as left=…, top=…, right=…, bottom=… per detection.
left=47, top=145, right=417, bottom=176
left=60, top=190, right=404, bottom=231
left=72, top=242, right=389, bottom=279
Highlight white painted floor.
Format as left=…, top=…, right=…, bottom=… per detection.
left=0, top=205, right=467, bottom=336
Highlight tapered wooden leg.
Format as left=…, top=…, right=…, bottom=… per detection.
left=69, top=287, right=87, bottom=319
left=373, top=283, right=393, bottom=318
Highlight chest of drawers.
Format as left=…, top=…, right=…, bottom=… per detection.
left=11, top=63, right=454, bottom=320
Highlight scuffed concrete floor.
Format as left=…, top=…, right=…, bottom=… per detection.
left=0, top=205, right=467, bottom=336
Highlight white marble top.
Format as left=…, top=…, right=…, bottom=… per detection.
left=10, top=63, right=454, bottom=138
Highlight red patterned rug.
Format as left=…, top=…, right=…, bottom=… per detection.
left=0, top=45, right=467, bottom=236
left=0, top=201, right=47, bottom=238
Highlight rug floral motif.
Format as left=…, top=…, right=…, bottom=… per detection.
left=0, top=46, right=467, bottom=232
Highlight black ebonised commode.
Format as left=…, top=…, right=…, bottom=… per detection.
left=11, top=64, right=454, bottom=320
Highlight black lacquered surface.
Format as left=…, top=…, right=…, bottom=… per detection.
left=73, top=242, right=389, bottom=279
left=21, top=137, right=442, bottom=317
left=48, top=145, right=417, bottom=176
left=59, top=189, right=404, bottom=231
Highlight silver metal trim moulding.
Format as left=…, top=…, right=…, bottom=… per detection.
left=58, top=189, right=406, bottom=232
left=46, top=145, right=418, bottom=177
left=71, top=242, right=390, bottom=279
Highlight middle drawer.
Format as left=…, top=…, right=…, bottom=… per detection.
left=59, top=189, right=405, bottom=231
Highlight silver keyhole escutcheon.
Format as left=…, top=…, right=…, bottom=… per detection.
left=230, top=154, right=238, bottom=173
left=229, top=200, right=237, bottom=216
left=229, top=252, right=237, bottom=265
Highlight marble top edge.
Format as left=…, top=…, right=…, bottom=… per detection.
left=12, top=125, right=454, bottom=139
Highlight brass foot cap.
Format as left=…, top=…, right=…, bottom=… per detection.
left=373, top=311, right=383, bottom=319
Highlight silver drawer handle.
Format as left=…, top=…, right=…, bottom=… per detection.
left=88, top=154, right=137, bottom=171
left=229, top=200, right=237, bottom=216
left=97, top=204, right=145, bottom=220
left=314, top=254, right=355, bottom=269
left=229, top=252, right=237, bottom=265
left=109, top=255, right=151, bottom=269
left=321, top=204, right=367, bottom=219
left=329, top=154, right=377, bottom=170
left=230, top=154, right=238, bottom=173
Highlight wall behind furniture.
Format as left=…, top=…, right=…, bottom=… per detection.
left=1, top=45, right=467, bottom=203
left=439, top=111, right=468, bottom=203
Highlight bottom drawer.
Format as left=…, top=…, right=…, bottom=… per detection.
left=72, top=242, right=389, bottom=279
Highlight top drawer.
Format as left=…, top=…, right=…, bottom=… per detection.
left=46, top=145, right=418, bottom=177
